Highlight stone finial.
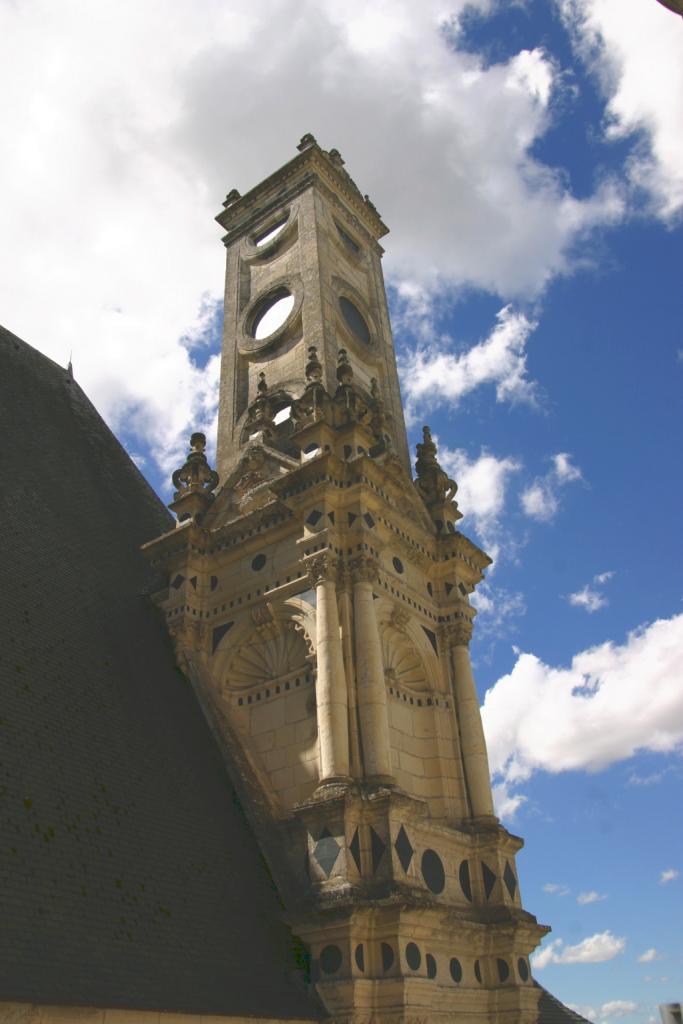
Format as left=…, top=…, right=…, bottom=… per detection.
left=169, top=432, right=219, bottom=524
left=222, top=188, right=241, bottom=208
left=327, top=148, right=345, bottom=168
left=297, top=133, right=318, bottom=152
left=244, top=372, right=275, bottom=440
left=336, top=348, right=353, bottom=386
left=305, top=346, right=323, bottom=383
left=414, top=426, right=461, bottom=526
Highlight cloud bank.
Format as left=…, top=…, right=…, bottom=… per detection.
left=482, top=613, right=683, bottom=810
left=0, top=0, right=629, bottom=474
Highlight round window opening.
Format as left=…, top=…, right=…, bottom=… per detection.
left=254, top=217, right=287, bottom=248
left=252, top=289, right=295, bottom=340
left=339, top=296, right=371, bottom=345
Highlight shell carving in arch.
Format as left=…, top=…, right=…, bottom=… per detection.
left=381, top=626, right=429, bottom=694
left=226, top=619, right=312, bottom=691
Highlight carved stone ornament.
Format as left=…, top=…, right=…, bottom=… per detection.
left=169, top=618, right=206, bottom=667
left=306, top=552, right=339, bottom=585
left=390, top=606, right=411, bottom=633
left=233, top=448, right=268, bottom=498
left=441, top=618, right=473, bottom=647
left=414, top=426, right=458, bottom=509
left=349, top=554, right=379, bottom=585
left=243, top=372, right=276, bottom=440
left=169, top=432, right=219, bottom=523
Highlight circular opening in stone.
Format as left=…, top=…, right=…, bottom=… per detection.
left=339, top=296, right=371, bottom=345
left=251, top=554, right=266, bottom=571
left=252, top=288, right=294, bottom=340
left=517, top=957, right=529, bottom=982
left=254, top=217, right=288, bottom=247
left=426, top=953, right=437, bottom=979
left=405, top=942, right=421, bottom=971
left=392, top=557, right=404, bottom=575
left=421, top=849, right=445, bottom=894
left=355, top=944, right=365, bottom=972
left=449, top=957, right=462, bottom=984
left=319, top=944, right=342, bottom=975
left=474, top=960, right=482, bottom=984
left=497, top=958, right=510, bottom=983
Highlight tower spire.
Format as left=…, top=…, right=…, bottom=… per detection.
left=144, top=139, right=549, bottom=1024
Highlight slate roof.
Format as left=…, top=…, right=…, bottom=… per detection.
left=537, top=984, right=594, bottom=1024
left=0, top=326, right=320, bottom=1018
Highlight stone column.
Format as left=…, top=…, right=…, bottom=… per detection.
left=445, top=619, right=495, bottom=819
left=308, top=555, right=350, bottom=783
left=351, top=556, right=394, bottom=783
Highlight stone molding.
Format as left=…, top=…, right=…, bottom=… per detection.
left=440, top=618, right=473, bottom=647
left=349, top=553, right=379, bottom=584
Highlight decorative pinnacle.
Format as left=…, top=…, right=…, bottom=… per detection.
left=327, top=148, right=345, bottom=168
left=170, top=432, right=219, bottom=522
left=222, top=188, right=241, bottom=208
left=414, top=425, right=460, bottom=519
left=336, top=348, right=353, bottom=386
left=305, top=345, right=323, bottom=383
left=297, top=133, right=318, bottom=152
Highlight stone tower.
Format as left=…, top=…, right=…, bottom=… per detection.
left=144, top=136, right=548, bottom=1024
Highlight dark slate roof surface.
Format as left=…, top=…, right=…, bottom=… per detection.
left=0, top=326, right=319, bottom=1018
left=537, top=984, right=594, bottom=1024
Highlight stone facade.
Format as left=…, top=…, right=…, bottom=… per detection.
left=143, top=136, right=549, bottom=1024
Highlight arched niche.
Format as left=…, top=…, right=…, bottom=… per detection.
left=375, top=599, right=447, bottom=810
left=212, top=597, right=319, bottom=814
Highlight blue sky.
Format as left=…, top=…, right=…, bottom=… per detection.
left=1, top=1, right=681, bottom=1020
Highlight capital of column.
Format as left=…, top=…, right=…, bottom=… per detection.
left=306, top=551, right=339, bottom=586
left=349, top=553, right=379, bottom=585
left=441, top=616, right=473, bottom=648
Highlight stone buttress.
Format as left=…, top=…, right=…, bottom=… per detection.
left=143, top=136, right=549, bottom=1024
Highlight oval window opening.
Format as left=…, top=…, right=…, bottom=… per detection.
left=339, top=296, right=371, bottom=345
left=255, top=218, right=287, bottom=247
left=253, top=290, right=294, bottom=340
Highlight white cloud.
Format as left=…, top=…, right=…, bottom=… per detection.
left=569, top=570, right=614, bottom=613
left=543, top=882, right=570, bottom=896
left=399, top=305, right=538, bottom=425
left=532, top=931, right=625, bottom=968
left=436, top=443, right=522, bottom=563
left=481, top=613, right=683, bottom=806
left=659, top=868, right=679, bottom=885
left=569, top=585, right=607, bottom=613
left=560, top=0, right=683, bottom=219
left=0, top=0, right=627, bottom=474
left=492, top=781, right=527, bottom=821
left=577, top=890, right=607, bottom=905
left=637, top=948, right=660, bottom=964
left=520, top=452, right=583, bottom=522
left=600, top=1001, right=637, bottom=1019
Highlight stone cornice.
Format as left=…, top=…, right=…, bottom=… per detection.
left=216, top=143, right=388, bottom=243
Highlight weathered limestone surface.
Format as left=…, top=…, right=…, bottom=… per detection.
left=143, top=137, right=549, bottom=1024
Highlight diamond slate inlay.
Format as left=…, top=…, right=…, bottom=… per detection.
left=504, top=860, right=517, bottom=900
left=394, top=825, right=413, bottom=873
left=349, top=827, right=362, bottom=873
left=482, top=860, right=497, bottom=900
left=369, top=826, right=386, bottom=874
left=314, top=828, right=341, bottom=877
